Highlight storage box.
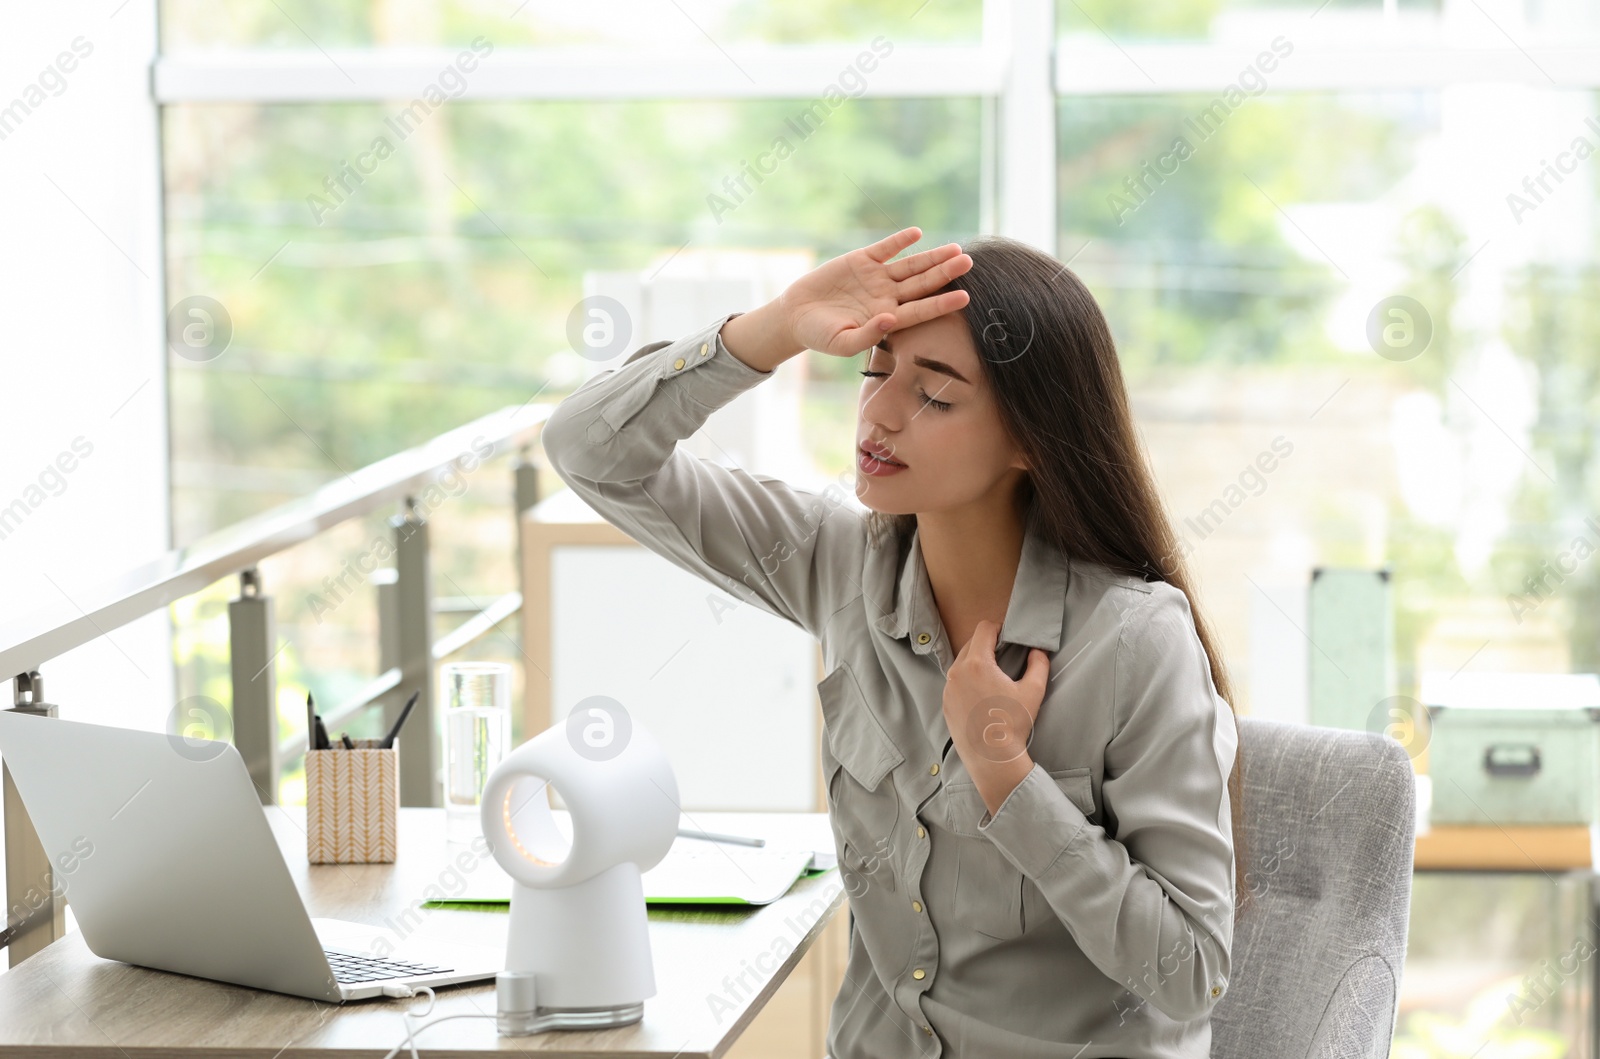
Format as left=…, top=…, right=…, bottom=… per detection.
left=1424, top=673, right=1600, bottom=826
left=306, top=739, right=398, bottom=863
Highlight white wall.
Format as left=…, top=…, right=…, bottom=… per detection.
left=0, top=0, right=172, bottom=733
left=551, top=545, right=819, bottom=812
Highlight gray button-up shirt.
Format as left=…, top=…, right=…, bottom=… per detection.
left=541, top=311, right=1239, bottom=1059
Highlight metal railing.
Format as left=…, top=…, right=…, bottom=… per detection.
left=0, top=403, right=553, bottom=966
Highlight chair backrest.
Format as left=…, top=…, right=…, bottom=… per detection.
left=1210, top=717, right=1415, bottom=1059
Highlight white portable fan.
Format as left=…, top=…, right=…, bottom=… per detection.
left=478, top=700, right=679, bottom=1035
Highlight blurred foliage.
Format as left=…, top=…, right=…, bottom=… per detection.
left=728, top=0, right=980, bottom=43
left=1059, top=81, right=1600, bottom=694
left=165, top=95, right=982, bottom=539
left=1394, top=1005, right=1568, bottom=1059
left=1058, top=0, right=1224, bottom=41
left=170, top=577, right=314, bottom=803
left=1500, top=261, right=1600, bottom=674
left=1057, top=0, right=1442, bottom=40
left=159, top=0, right=983, bottom=49
left=1385, top=203, right=1471, bottom=698
left=1058, top=91, right=1420, bottom=376
left=1392, top=873, right=1589, bottom=1057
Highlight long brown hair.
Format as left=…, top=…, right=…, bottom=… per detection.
left=864, top=235, right=1250, bottom=915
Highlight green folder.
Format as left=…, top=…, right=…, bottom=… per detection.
left=423, top=848, right=831, bottom=908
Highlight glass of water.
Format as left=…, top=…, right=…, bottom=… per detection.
left=439, top=661, right=512, bottom=846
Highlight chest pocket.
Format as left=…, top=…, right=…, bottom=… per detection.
left=818, top=662, right=904, bottom=897
left=1048, top=766, right=1098, bottom=820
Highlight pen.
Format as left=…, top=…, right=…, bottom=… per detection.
left=380, top=690, right=420, bottom=750
left=678, top=827, right=765, bottom=848
left=313, top=713, right=331, bottom=751
left=341, top=733, right=357, bottom=751
left=306, top=691, right=316, bottom=754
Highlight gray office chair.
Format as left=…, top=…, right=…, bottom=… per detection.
left=1211, top=717, right=1416, bottom=1059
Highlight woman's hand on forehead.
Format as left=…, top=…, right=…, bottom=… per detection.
left=777, top=226, right=972, bottom=358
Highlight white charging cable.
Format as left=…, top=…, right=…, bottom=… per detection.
left=378, top=971, right=558, bottom=1058
left=376, top=985, right=495, bottom=1059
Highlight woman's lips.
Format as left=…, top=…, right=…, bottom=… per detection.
left=857, top=444, right=908, bottom=470
left=858, top=446, right=908, bottom=476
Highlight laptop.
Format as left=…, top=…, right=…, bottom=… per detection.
left=0, top=710, right=502, bottom=1001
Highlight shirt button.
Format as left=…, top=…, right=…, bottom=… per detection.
left=699, top=343, right=709, bottom=356
left=923, top=1025, right=933, bottom=1036
left=912, top=968, right=926, bottom=980
left=916, top=632, right=931, bottom=645
left=912, top=900, right=922, bottom=912
left=929, top=763, right=939, bottom=776
left=917, top=826, right=926, bottom=838
left=1211, top=985, right=1223, bottom=997
left=673, top=357, right=686, bottom=370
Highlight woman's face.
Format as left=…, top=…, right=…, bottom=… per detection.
left=854, top=311, right=1028, bottom=516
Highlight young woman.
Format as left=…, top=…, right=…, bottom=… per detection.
left=541, top=227, right=1244, bottom=1059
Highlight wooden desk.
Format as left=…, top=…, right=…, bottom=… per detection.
left=1414, top=823, right=1595, bottom=872
left=0, top=807, right=845, bottom=1058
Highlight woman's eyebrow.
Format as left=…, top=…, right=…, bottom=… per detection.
left=876, top=337, right=972, bottom=385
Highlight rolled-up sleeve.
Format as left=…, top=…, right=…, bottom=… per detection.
left=540, top=311, right=860, bottom=640
left=975, top=581, right=1238, bottom=1022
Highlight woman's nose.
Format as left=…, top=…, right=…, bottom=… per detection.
left=861, top=379, right=907, bottom=432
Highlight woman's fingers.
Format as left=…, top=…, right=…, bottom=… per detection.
left=864, top=226, right=923, bottom=264
left=894, top=251, right=971, bottom=301
left=884, top=242, right=963, bottom=282
left=805, top=229, right=969, bottom=355
left=887, top=289, right=971, bottom=331
left=828, top=313, right=898, bottom=357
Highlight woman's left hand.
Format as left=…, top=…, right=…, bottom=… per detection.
left=943, top=621, right=1050, bottom=812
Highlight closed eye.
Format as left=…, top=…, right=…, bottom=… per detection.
left=858, top=370, right=952, bottom=412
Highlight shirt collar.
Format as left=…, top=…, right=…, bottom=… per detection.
left=872, top=516, right=1069, bottom=654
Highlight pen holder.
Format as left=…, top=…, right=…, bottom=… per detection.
left=306, top=739, right=399, bottom=864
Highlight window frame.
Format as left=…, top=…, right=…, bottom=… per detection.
left=150, top=0, right=1600, bottom=255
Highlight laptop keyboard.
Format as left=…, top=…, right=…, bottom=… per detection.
left=324, top=948, right=452, bottom=984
